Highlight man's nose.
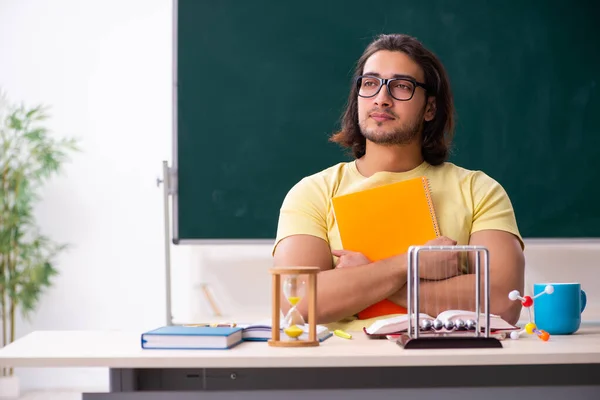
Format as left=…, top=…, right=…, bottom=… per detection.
left=373, top=83, right=393, bottom=107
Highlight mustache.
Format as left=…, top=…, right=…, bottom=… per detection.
left=368, top=108, right=397, bottom=118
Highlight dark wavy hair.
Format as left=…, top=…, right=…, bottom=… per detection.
left=330, top=34, right=455, bottom=165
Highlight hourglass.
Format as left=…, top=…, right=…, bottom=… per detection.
left=268, top=266, right=319, bottom=347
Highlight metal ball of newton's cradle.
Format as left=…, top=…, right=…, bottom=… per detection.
left=443, top=319, right=455, bottom=330
left=420, top=318, right=433, bottom=331
left=465, top=319, right=477, bottom=330
left=432, top=319, right=444, bottom=330
left=454, top=319, right=466, bottom=330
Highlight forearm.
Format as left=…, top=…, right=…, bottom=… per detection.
left=391, top=274, right=521, bottom=324
left=295, top=255, right=407, bottom=324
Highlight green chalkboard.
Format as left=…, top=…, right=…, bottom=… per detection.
left=174, top=0, right=600, bottom=242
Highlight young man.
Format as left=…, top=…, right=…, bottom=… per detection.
left=272, top=34, right=525, bottom=328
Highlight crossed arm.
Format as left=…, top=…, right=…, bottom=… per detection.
left=273, top=234, right=408, bottom=324
left=273, top=229, right=525, bottom=325
left=388, top=230, right=525, bottom=324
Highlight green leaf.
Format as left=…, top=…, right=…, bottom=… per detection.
left=0, top=89, right=79, bottom=326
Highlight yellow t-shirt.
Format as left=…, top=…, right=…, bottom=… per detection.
left=272, top=160, right=524, bottom=331
left=274, top=160, right=523, bottom=254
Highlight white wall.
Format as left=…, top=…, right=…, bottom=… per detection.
left=0, top=0, right=190, bottom=392
left=0, top=0, right=599, bottom=393
left=522, top=240, right=600, bottom=319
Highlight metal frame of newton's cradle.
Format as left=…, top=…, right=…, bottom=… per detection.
left=402, top=245, right=502, bottom=349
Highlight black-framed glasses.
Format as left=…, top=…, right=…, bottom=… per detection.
left=356, top=75, right=429, bottom=101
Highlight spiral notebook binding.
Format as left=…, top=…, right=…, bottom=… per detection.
left=421, top=176, right=441, bottom=237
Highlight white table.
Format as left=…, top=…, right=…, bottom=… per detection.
left=1, top=324, right=599, bottom=399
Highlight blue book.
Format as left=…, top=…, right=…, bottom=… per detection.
left=141, top=326, right=243, bottom=350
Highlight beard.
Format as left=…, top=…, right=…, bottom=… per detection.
left=359, top=107, right=425, bottom=145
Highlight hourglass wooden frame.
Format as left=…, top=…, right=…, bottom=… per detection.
left=268, top=266, right=319, bottom=347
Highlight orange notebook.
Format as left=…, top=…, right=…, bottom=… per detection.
left=331, top=176, right=440, bottom=319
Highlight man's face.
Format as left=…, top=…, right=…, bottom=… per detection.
left=357, top=50, right=432, bottom=146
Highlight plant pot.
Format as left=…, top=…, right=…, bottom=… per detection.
left=0, top=375, right=19, bottom=399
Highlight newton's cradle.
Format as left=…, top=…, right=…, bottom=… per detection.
left=400, top=245, right=501, bottom=349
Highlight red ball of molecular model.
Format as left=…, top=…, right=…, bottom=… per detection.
left=508, top=285, right=554, bottom=341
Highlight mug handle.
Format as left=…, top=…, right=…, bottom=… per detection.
left=581, top=290, right=587, bottom=313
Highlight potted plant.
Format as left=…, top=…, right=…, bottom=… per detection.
left=0, top=90, right=79, bottom=397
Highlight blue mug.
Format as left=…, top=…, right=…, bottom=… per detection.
left=533, top=283, right=587, bottom=335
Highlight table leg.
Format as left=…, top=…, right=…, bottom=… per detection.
left=109, top=368, right=137, bottom=391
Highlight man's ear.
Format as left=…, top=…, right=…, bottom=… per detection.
left=424, top=96, right=436, bottom=122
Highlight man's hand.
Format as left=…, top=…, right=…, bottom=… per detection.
left=333, top=249, right=411, bottom=308
left=331, top=249, right=371, bottom=268
left=417, top=236, right=462, bottom=280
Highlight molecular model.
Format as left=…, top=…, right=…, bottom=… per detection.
left=508, top=285, right=554, bottom=341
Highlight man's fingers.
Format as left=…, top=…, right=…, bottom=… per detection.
left=331, top=249, right=346, bottom=257
left=437, top=236, right=457, bottom=246
left=443, top=237, right=456, bottom=244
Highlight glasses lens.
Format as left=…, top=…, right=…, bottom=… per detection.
left=389, top=79, right=415, bottom=100
left=358, top=77, right=382, bottom=97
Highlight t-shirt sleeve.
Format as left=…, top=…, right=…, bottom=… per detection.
left=471, top=172, right=525, bottom=250
left=272, top=177, right=329, bottom=256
